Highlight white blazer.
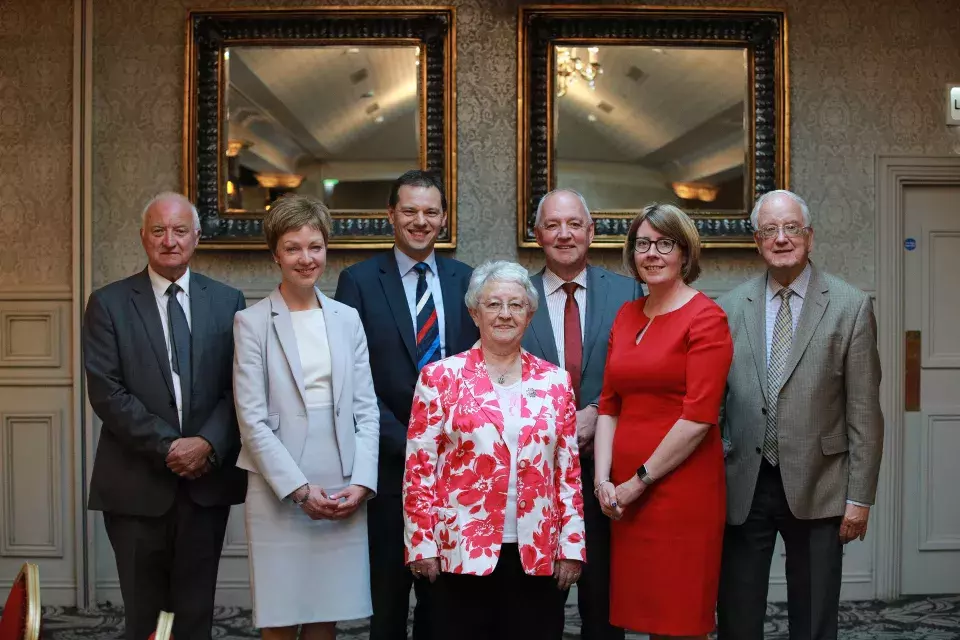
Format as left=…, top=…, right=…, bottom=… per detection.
left=233, top=287, right=379, bottom=500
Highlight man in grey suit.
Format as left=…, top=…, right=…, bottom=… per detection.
left=716, top=190, right=884, bottom=640
left=83, top=193, right=247, bottom=640
left=521, top=189, right=641, bottom=640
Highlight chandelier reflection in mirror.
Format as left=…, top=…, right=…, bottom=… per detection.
left=555, top=46, right=602, bottom=97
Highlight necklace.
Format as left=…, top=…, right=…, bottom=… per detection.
left=487, top=357, right=520, bottom=385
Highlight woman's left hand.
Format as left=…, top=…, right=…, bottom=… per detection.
left=329, top=485, right=372, bottom=519
left=553, top=559, right=582, bottom=590
left=614, top=476, right=647, bottom=510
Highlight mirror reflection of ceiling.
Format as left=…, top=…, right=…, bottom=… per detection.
left=555, top=45, right=749, bottom=211
left=225, top=45, right=420, bottom=200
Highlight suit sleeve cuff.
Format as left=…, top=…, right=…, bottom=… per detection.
left=846, top=499, right=871, bottom=507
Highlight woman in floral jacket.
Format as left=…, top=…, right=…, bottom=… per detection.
left=402, top=260, right=585, bottom=640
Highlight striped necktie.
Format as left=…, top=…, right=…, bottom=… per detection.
left=763, top=287, right=794, bottom=466
left=414, top=262, right=441, bottom=370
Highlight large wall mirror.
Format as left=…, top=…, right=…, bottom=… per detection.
left=517, top=7, right=788, bottom=248
left=184, top=8, right=456, bottom=249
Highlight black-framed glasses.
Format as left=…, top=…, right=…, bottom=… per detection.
left=755, top=223, right=810, bottom=239
left=634, top=237, right=677, bottom=255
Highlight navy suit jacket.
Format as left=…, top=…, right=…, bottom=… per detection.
left=335, top=251, right=479, bottom=496
left=521, top=265, right=642, bottom=411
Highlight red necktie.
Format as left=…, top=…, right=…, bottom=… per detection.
left=562, top=282, right=582, bottom=407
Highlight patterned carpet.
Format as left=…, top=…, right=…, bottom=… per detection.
left=25, top=596, right=960, bottom=639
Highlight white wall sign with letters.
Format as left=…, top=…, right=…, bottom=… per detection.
left=948, top=84, right=960, bottom=126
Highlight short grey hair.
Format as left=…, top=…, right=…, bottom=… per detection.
left=464, top=260, right=539, bottom=314
left=534, top=188, right=594, bottom=227
left=750, top=189, right=811, bottom=229
left=141, top=192, right=201, bottom=230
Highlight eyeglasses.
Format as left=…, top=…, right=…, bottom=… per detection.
left=480, top=300, right=528, bottom=315
left=634, top=237, right=677, bottom=255
left=755, top=223, right=810, bottom=239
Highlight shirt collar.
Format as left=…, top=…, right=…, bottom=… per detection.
left=767, top=261, right=811, bottom=301
left=394, top=246, right=438, bottom=278
left=148, top=266, right=191, bottom=299
left=543, top=267, right=588, bottom=296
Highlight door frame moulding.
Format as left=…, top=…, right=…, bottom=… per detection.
left=873, top=155, right=960, bottom=600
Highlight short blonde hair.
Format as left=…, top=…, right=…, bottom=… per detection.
left=262, top=194, right=332, bottom=254
left=623, top=203, right=702, bottom=284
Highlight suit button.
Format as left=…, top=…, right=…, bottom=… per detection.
left=761, top=407, right=767, bottom=415
left=755, top=447, right=762, bottom=454
left=519, top=500, right=527, bottom=509
left=169, top=400, right=176, bottom=408
left=519, top=460, right=528, bottom=469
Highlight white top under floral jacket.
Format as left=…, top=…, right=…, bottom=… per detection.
left=402, top=345, right=586, bottom=576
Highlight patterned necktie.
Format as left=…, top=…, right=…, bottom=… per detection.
left=763, top=287, right=794, bottom=466
left=561, top=282, right=583, bottom=407
left=414, top=262, right=441, bottom=370
left=166, top=283, right=191, bottom=429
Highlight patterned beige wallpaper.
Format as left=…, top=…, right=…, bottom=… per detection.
left=0, top=0, right=73, bottom=287
left=91, top=0, right=960, bottom=294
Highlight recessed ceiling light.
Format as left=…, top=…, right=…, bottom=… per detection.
left=587, top=114, right=597, bottom=122
left=374, top=115, right=385, bottom=124
left=347, top=48, right=360, bottom=54
left=652, top=48, right=665, bottom=54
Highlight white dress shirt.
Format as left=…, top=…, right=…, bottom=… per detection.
left=542, top=267, right=588, bottom=366
left=764, top=262, right=866, bottom=509
left=395, top=247, right=447, bottom=358
left=147, top=266, right=192, bottom=430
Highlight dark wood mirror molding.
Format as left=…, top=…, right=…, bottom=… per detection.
left=184, top=7, right=457, bottom=250
left=517, top=6, right=788, bottom=248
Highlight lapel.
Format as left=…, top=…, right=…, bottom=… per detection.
left=461, top=346, right=505, bottom=439
left=188, top=272, right=210, bottom=392
left=581, top=265, right=608, bottom=373
left=742, top=275, right=769, bottom=403
left=516, top=350, right=549, bottom=450
left=269, top=288, right=308, bottom=408
left=377, top=251, right=417, bottom=369
left=129, top=269, right=176, bottom=399
left=528, top=271, right=560, bottom=366
left=436, top=256, right=463, bottom=356
left=320, top=290, right=348, bottom=406
left=778, top=266, right=829, bottom=391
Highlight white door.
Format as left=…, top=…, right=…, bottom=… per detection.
left=900, top=184, right=960, bottom=594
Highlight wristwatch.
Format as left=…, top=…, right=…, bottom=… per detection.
left=636, top=465, right=655, bottom=486
left=291, top=485, right=310, bottom=506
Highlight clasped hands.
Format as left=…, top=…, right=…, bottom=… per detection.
left=291, top=484, right=371, bottom=521
left=407, top=557, right=581, bottom=589
left=597, top=476, right=647, bottom=520
left=166, top=436, right=212, bottom=479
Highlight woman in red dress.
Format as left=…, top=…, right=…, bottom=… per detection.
left=593, top=203, right=733, bottom=639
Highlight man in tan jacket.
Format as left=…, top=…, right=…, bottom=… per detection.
left=716, top=190, right=883, bottom=640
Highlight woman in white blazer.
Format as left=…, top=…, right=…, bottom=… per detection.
left=233, top=194, right=379, bottom=640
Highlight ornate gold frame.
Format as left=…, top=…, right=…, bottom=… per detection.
left=183, top=6, right=457, bottom=250
left=18, top=563, right=41, bottom=640
left=517, top=5, right=789, bottom=249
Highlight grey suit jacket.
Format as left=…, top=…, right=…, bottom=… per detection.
left=717, top=265, right=884, bottom=524
left=521, top=265, right=642, bottom=410
left=233, top=287, right=379, bottom=501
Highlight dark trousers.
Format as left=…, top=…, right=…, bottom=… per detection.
left=434, top=544, right=567, bottom=640
left=103, top=484, right=230, bottom=640
left=578, top=459, right=624, bottom=640
left=368, top=493, right=433, bottom=640
left=717, top=460, right=844, bottom=640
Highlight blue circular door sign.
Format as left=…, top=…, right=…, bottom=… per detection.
left=904, top=238, right=916, bottom=250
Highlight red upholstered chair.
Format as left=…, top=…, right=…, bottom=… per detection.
left=148, top=611, right=174, bottom=640
left=0, top=562, right=41, bottom=640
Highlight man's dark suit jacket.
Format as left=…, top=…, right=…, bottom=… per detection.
left=335, top=251, right=479, bottom=496
left=83, top=269, right=247, bottom=516
left=522, top=265, right=642, bottom=409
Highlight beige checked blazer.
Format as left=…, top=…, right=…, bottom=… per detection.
left=717, top=265, right=884, bottom=525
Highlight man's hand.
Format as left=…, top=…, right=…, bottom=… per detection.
left=329, top=485, right=373, bottom=519
left=576, top=405, right=599, bottom=455
left=166, top=437, right=213, bottom=479
left=839, top=503, right=870, bottom=543
left=409, top=558, right=440, bottom=583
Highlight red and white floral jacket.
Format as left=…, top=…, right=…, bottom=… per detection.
left=402, top=345, right=586, bottom=576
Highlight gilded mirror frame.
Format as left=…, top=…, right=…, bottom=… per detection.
left=184, top=7, right=457, bottom=250
left=517, top=6, right=788, bottom=248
